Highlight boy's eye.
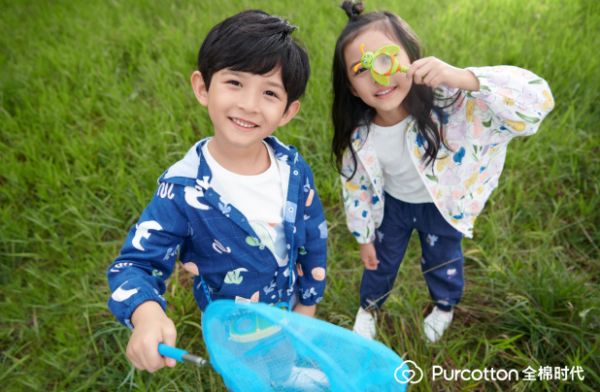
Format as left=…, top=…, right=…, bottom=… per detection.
left=226, top=80, right=241, bottom=86
left=265, top=90, right=279, bottom=99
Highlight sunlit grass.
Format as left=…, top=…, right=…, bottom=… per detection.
left=1, top=0, right=598, bottom=390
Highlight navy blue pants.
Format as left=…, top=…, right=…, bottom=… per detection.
left=360, top=193, right=464, bottom=311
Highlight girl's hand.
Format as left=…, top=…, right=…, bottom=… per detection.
left=407, top=57, right=480, bottom=91
left=293, top=303, right=316, bottom=317
left=127, top=301, right=177, bottom=373
left=359, top=242, right=379, bottom=270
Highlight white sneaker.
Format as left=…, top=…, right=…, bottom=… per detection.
left=353, top=307, right=377, bottom=340
left=280, top=366, right=329, bottom=390
left=423, top=306, right=453, bottom=343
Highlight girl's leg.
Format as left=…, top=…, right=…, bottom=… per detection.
left=415, top=204, right=463, bottom=342
left=360, top=195, right=413, bottom=310
left=416, top=203, right=464, bottom=310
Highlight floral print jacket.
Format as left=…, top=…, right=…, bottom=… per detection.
left=341, top=66, right=554, bottom=242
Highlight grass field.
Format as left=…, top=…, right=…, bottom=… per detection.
left=1, top=0, right=599, bottom=390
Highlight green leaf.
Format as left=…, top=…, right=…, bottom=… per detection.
left=245, top=236, right=260, bottom=247
left=516, top=111, right=540, bottom=123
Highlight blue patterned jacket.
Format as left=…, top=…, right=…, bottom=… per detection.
left=107, top=136, right=327, bottom=327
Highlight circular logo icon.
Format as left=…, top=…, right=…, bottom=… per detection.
left=394, top=360, right=424, bottom=384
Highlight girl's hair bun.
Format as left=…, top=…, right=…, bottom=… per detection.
left=341, top=1, right=364, bottom=19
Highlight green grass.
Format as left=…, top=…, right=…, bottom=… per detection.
left=1, top=0, right=598, bottom=390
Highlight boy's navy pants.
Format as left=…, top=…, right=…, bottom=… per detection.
left=360, top=193, right=464, bottom=311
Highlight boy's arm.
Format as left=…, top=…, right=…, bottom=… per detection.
left=107, top=182, right=188, bottom=328
left=294, top=160, right=327, bottom=312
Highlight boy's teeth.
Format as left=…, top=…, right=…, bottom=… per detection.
left=232, top=118, right=256, bottom=128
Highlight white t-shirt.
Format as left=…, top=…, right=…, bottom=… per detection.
left=370, top=117, right=433, bottom=203
left=202, top=140, right=289, bottom=267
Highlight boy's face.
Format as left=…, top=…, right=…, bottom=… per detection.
left=192, top=67, right=300, bottom=150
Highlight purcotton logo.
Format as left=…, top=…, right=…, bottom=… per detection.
left=394, top=360, right=424, bottom=385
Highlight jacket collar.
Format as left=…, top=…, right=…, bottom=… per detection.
left=159, top=136, right=298, bottom=186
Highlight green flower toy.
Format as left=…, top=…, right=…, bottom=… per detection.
left=353, top=44, right=409, bottom=86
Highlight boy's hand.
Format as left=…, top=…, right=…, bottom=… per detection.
left=407, top=57, right=480, bottom=91
left=293, top=303, right=316, bottom=317
left=359, top=242, right=379, bottom=270
left=127, top=301, right=177, bottom=372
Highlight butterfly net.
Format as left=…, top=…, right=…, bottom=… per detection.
left=202, top=300, right=409, bottom=391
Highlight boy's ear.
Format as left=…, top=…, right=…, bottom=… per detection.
left=278, top=100, right=301, bottom=127
left=191, top=71, right=209, bottom=107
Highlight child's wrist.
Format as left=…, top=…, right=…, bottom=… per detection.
left=131, top=301, right=166, bottom=327
left=293, top=303, right=316, bottom=317
left=359, top=242, right=374, bottom=249
left=458, top=69, right=480, bottom=91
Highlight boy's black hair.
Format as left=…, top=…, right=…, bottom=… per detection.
left=198, top=10, right=310, bottom=110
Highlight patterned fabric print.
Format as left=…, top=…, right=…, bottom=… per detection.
left=107, top=136, right=328, bottom=327
left=249, top=221, right=288, bottom=267
left=340, top=66, right=554, bottom=241
left=341, top=131, right=384, bottom=244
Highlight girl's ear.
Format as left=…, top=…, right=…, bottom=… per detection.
left=278, top=100, right=301, bottom=127
left=191, top=71, right=209, bottom=107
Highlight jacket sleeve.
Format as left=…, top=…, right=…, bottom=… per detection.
left=295, top=159, right=327, bottom=306
left=107, top=182, right=189, bottom=328
left=340, top=148, right=378, bottom=244
left=438, top=66, right=554, bottom=144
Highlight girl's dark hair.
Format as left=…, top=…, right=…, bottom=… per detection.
left=332, top=1, right=457, bottom=178
left=198, top=10, right=310, bottom=110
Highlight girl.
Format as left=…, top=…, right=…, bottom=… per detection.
left=332, top=1, right=554, bottom=342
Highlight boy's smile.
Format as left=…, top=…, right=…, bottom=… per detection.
left=230, top=117, right=258, bottom=130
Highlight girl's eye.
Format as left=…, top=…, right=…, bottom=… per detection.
left=265, top=90, right=279, bottom=99
left=354, top=67, right=368, bottom=76
left=226, top=80, right=241, bottom=86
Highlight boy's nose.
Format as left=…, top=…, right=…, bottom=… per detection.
left=237, top=93, right=259, bottom=113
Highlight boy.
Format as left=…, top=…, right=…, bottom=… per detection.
left=107, top=10, right=327, bottom=373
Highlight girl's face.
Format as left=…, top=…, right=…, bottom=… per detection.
left=344, top=28, right=412, bottom=126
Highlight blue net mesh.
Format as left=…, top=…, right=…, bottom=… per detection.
left=202, top=300, right=409, bottom=391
